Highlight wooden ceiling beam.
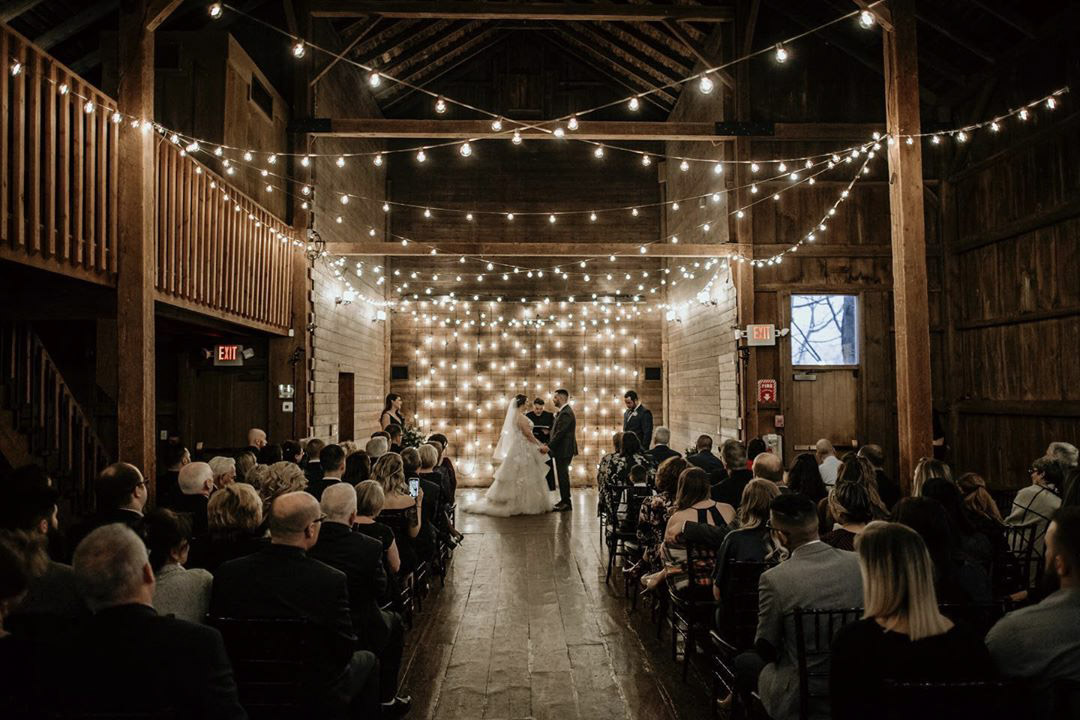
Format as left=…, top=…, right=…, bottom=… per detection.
left=0, top=0, right=45, bottom=23
left=542, top=31, right=673, bottom=112
left=374, top=20, right=486, bottom=81
left=962, top=0, right=1036, bottom=38
left=379, top=27, right=505, bottom=106
left=33, top=0, right=118, bottom=51
left=325, top=242, right=745, bottom=257
left=564, top=20, right=681, bottom=89
left=311, top=1, right=734, bottom=22
left=593, top=20, right=693, bottom=78
left=310, top=16, right=381, bottom=87
left=145, top=0, right=183, bottom=31
left=661, top=19, right=735, bottom=90
left=360, top=19, right=450, bottom=68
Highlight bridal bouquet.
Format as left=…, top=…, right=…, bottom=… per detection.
left=401, top=422, right=426, bottom=449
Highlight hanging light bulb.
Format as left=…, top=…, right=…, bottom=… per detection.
left=292, top=40, right=306, bottom=58
left=553, top=126, right=565, bottom=138
left=83, top=100, right=95, bottom=114
left=672, top=202, right=680, bottom=211
left=340, top=194, right=349, bottom=205
left=416, top=149, right=427, bottom=162
left=506, top=213, right=514, bottom=221
left=567, top=115, right=579, bottom=130
left=698, top=73, right=714, bottom=95
left=373, top=153, right=384, bottom=166
left=671, top=236, right=679, bottom=244
left=459, top=142, right=473, bottom=157
left=1019, top=108, right=1029, bottom=121
left=679, top=160, right=690, bottom=172
left=631, top=208, right=639, bottom=217
left=594, top=145, right=604, bottom=159
left=778, top=161, right=787, bottom=172
left=423, top=208, right=432, bottom=218
left=1047, top=97, right=1057, bottom=110
left=209, top=2, right=223, bottom=18
left=641, top=155, right=652, bottom=167
left=434, top=96, right=447, bottom=114
left=549, top=214, right=557, bottom=224
left=750, top=162, right=760, bottom=173
left=301, top=154, right=311, bottom=167
left=590, top=212, right=597, bottom=222
left=628, top=96, right=640, bottom=111
left=859, top=10, right=875, bottom=28
left=382, top=202, right=390, bottom=212
left=58, top=83, right=69, bottom=95
left=466, top=213, right=474, bottom=221
left=512, top=130, right=522, bottom=145
left=490, top=117, right=503, bottom=131
left=774, top=43, right=788, bottom=63
left=713, top=162, right=723, bottom=175
left=368, top=71, right=381, bottom=88
left=336, top=155, right=346, bottom=168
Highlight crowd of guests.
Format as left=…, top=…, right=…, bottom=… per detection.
left=0, top=420, right=465, bottom=719
left=598, top=429, right=1080, bottom=719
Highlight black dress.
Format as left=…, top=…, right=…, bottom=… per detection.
left=382, top=411, right=404, bottom=430
left=355, top=521, right=399, bottom=604
left=830, top=618, right=995, bottom=720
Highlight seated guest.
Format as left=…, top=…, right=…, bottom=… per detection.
left=68, top=463, right=148, bottom=552
left=245, top=463, right=270, bottom=490
left=596, top=432, right=624, bottom=512
left=687, top=434, right=727, bottom=479
left=187, top=483, right=268, bottom=573
left=157, top=444, right=190, bottom=509
left=282, top=439, right=304, bottom=466
left=815, top=439, right=842, bottom=486
left=713, top=479, right=781, bottom=621
left=210, top=492, right=380, bottom=718
left=207, top=456, right=236, bottom=491
left=372, top=431, right=391, bottom=441
left=614, top=431, right=650, bottom=486
left=257, top=443, right=284, bottom=465
left=304, top=438, right=326, bottom=485
left=733, top=493, right=863, bottom=720
left=354, top=480, right=403, bottom=579
left=1006, top=455, right=1064, bottom=556
left=785, top=453, right=828, bottom=503
left=957, top=472, right=1004, bottom=523
left=419, top=444, right=463, bottom=543
left=343, top=450, right=372, bottom=485
left=911, top=456, right=953, bottom=496
left=821, top=480, right=875, bottom=551
left=856, top=444, right=901, bottom=510
left=246, top=427, right=267, bottom=456
left=403, top=447, right=441, bottom=560
left=1047, top=441, right=1079, bottom=469
left=713, top=439, right=753, bottom=507
left=166, top=461, right=213, bottom=538
left=892, top=497, right=991, bottom=604
left=987, top=507, right=1080, bottom=717
left=372, top=453, right=422, bottom=574
left=366, top=436, right=389, bottom=462
left=144, top=509, right=212, bottom=624
left=387, top=425, right=404, bottom=455
left=647, top=426, right=681, bottom=467
left=636, top=457, right=688, bottom=575
left=920, top=477, right=997, bottom=568
left=307, top=443, right=346, bottom=501
left=258, top=461, right=308, bottom=518
left=310, top=484, right=410, bottom=715
left=746, top=437, right=768, bottom=468
left=830, top=522, right=994, bottom=720
left=234, top=451, right=257, bottom=484
left=427, top=434, right=458, bottom=497
left=751, top=452, right=783, bottom=485
left=69, top=524, right=245, bottom=719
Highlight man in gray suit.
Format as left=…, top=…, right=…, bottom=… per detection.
left=735, top=493, right=863, bottom=720
left=544, top=389, right=578, bottom=512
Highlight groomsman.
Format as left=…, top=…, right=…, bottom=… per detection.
left=622, top=390, right=653, bottom=449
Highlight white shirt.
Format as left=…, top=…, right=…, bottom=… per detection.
left=819, top=455, right=842, bottom=486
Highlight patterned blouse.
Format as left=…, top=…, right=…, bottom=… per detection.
left=597, top=451, right=651, bottom=512
left=637, top=491, right=676, bottom=560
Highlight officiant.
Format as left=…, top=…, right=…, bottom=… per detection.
left=526, top=398, right=556, bottom=491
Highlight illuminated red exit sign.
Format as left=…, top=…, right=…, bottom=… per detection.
left=214, top=344, right=243, bottom=366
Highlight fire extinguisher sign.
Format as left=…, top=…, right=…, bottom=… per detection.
left=757, top=379, right=777, bottom=404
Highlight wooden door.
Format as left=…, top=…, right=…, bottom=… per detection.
left=338, top=372, right=355, bottom=442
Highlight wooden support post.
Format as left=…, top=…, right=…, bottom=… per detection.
left=883, top=0, right=934, bottom=492
left=116, top=0, right=158, bottom=490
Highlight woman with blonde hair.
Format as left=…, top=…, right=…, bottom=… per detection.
left=258, top=461, right=307, bottom=516
left=234, top=451, right=257, bottom=484
left=187, top=483, right=267, bottom=572
left=353, top=480, right=403, bottom=578
left=829, top=522, right=993, bottom=720
left=371, top=452, right=423, bottom=571
left=911, top=457, right=953, bottom=497
left=712, top=479, right=780, bottom=608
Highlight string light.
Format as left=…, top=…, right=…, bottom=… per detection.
left=416, top=149, right=427, bottom=163
left=209, top=3, right=223, bottom=19
left=291, top=40, right=306, bottom=59
left=434, top=97, right=447, bottom=114
left=490, top=117, right=503, bottom=131
left=628, top=96, right=640, bottom=111
left=459, top=142, right=473, bottom=157
left=775, top=43, right=789, bottom=63
left=594, top=145, right=604, bottom=159
left=373, top=153, right=384, bottom=166
left=567, top=115, right=579, bottom=131
left=368, top=71, right=381, bottom=88
left=512, top=131, right=522, bottom=145
left=858, top=10, right=875, bottom=28
left=698, top=73, right=714, bottom=95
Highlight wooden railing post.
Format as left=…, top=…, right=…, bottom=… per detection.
left=116, top=0, right=159, bottom=489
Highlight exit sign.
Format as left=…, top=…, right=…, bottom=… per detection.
left=746, top=324, right=776, bottom=346
left=214, top=344, right=243, bottom=366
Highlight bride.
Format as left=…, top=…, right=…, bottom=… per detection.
left=462, top=394, right=554, bottom=517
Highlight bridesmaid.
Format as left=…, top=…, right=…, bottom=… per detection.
left=380, top=393, right=405, bottom=431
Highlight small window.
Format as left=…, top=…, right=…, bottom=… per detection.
left=644, top=366, right=662, bottom=381
left=790, top=294, right=858, bottom=366
left=390, top=365, right=409, bottom=380
left=250, top=74, right=274, bottom=119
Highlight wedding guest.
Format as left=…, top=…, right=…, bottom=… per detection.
left=387, top=426, right=404, bottom=455
left=819, top=455, right=889, bottom=535
left=245, top=428, right=267, bottom=456
left=187, top=483, right=268, bottom=573
left=957, top=472, right=1004, bottom=522
left=687, top=434, right=727, bottom=479
left=343, top=450, right=372, bottom=485
left=637, top=457, right=689, bottom=573
left=372, top=453, right=422, bottom=573
left=815, top=439, right=842, bottom=486
left=857, top=444, right=901, bottom=510
left=258, top=461, right=308, bottom=517
left=747, top=438, right=768, bottom=468
left=986, top=507, right=1080, bottom=716
left=380, top=393, right=405, bottom=431
left=713, top=439, right=752, bottom=507
left=404, top=447, right=441, bottom=559
left=911, top=457, right=953, bottom=496
left=786, top=453, right=828, bottom=503
left=647, top=426, right=681, bottom=467
left=830, top=522, right=994, bottom=720
left=920, top=477, right=997, bottom=567
left=821, top=480, right=875, bottom=551
left=306, top=444, right=346, bottom=501
left=712, top=479, right=780, bottom=617
left=69, top=524, right=245, bottom=719
left=366, top=436, right=389, bottom=461
left=144, top=509, right=212, bottom=624
left=614, top=431, right=650, bottom=485
left=1006, top=455, right=1064, bottom=555
left=166, top=462, right=213, bottom=538
left=622, top=390, right=654, bottom=449
left=257, top=443, right=283, bottom=465
left=282, top=440, right=304, bottom=466
left=304, top=439, right=326, bottom=485
left=1047, top=441, right=1079, bottom=469
left=419, top=443, right=462, bottom=543
left=68, top=463, right=148, bottom=553
left=207, top=456, right=236, bottom=491
left=245, top=464, right=270, bottom=492
left=427, top=434, right=458, bottom=496
left=751, top=452, right=783, bottom=485
left=596, top=432, right=624, bottom=512
left=892, top=497, right=991, bottom=604
left=234, top=451, right=256, bottom=484
left=157, top=444, right=189, bottom=509
left=354, top=480, right=403, bottom=578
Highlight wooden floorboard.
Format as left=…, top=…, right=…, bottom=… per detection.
left=398, top=488, right=712, bottom=720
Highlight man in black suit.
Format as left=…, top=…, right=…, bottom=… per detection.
left=622, top=390, right=654, bottom=449
left=387, top=426, right=404, bottom=455
left=304, top=438, right=326, bottom=485
left=714, top=439, right=754, bottom=507
left=646, top=426, right=681, bottom=468
left=245, top=427, right=267, bottom=457
left=157, top=443, right=190, bottom=509
left=311, top=484, right=409, bottom=714
left=67, top=462, right=149, bottom=555
left=545, top=389, right=578, bottom=511
left=307, top=443, right=346, bottom=501
left=65, top=524, right=246, bottom=719
left=210, top=492, right=381, bottom=718
left=687, top=434, right=727, bottom=480
left=165, top=461, right=213, bottom=537
left=527, top=398, right=556, bottom=490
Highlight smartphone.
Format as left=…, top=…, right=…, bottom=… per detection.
left=408, top=479, right=420, bottom=498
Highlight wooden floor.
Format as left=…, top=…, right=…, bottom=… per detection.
left=399, top=488, right=712, bottom=720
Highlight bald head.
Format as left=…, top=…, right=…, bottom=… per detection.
left=815, top=438, right=836, bottom=462
left=178, top=461, right=213, bottom=497
left=752, top=452, right=783, bottom=484
left=321, top=483, right=358, bottom=525
left=268, top=491, right=323, bottom=549
left=248, top=428, right=267, bottom=449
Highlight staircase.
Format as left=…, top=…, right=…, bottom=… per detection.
left=0, top=322, right=109, bottom=515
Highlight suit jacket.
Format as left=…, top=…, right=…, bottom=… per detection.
left=755, top=541, right=863, bottom=720
left=646, top=444, right=681, bottom=468
left=526, top=410, right=555, bottom=441
left=304, top=460, right=325, bottom=486
left=210, top=544, right=356, bottom=673
left=309, top=522, right=390, bottom=650
left=164, top=493, right=210, bottom=538
left=713, top=468, right=753, bottom=507
left=67, top=508, right=146, bottom=558
left=688, top=451, right=727, bottom=477
left=306, top=474, right=343, bottom=501
left=622, top=405, right=654, bottom=448
left=64, top=603, right=245, bottom=720
left=548, top=405, right=578, bottom=460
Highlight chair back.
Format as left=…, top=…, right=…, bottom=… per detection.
left=682, top=541, right=720, bottom=601
left=210, top=617, right=339, bottom=718
left=994, top=524, right=1039, bottom=596
left=792, top=607, right=863, bottom=720
left=937, top=601, right=1006, bottom=640
left=882, top=679, right=1025, bottom=720
left=716, top=560, right=774, bottom=650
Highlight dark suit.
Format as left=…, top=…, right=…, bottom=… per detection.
left=714, top=468, right=754, bottom=508
left=306, top=474, right=343, bottom=501
left=548, top=404, right=578, bottom=505
left=622, top=404, right=654, bottom=449
left=164, top=492, right=210, bottom=537
left=64, top=603, right=246, bottom=720
left=304, top=460, right=324, bottom=486
left=67, top=508, right=146, bottom=558
left=647, top=444, right=681, bottom=468
left=688, top=451, right=726, bottom=476
left=310, top=523, right=403, bottom=703
left=158, top=469, right=182, bottom=508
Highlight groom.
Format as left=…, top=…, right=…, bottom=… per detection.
left=544, top=388, right=578, bottom=512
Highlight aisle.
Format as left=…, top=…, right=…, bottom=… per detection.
left=398, top=488, right=710, bottom=720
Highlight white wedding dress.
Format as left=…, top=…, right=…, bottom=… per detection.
left=462, top=402, right=554, bottom=517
